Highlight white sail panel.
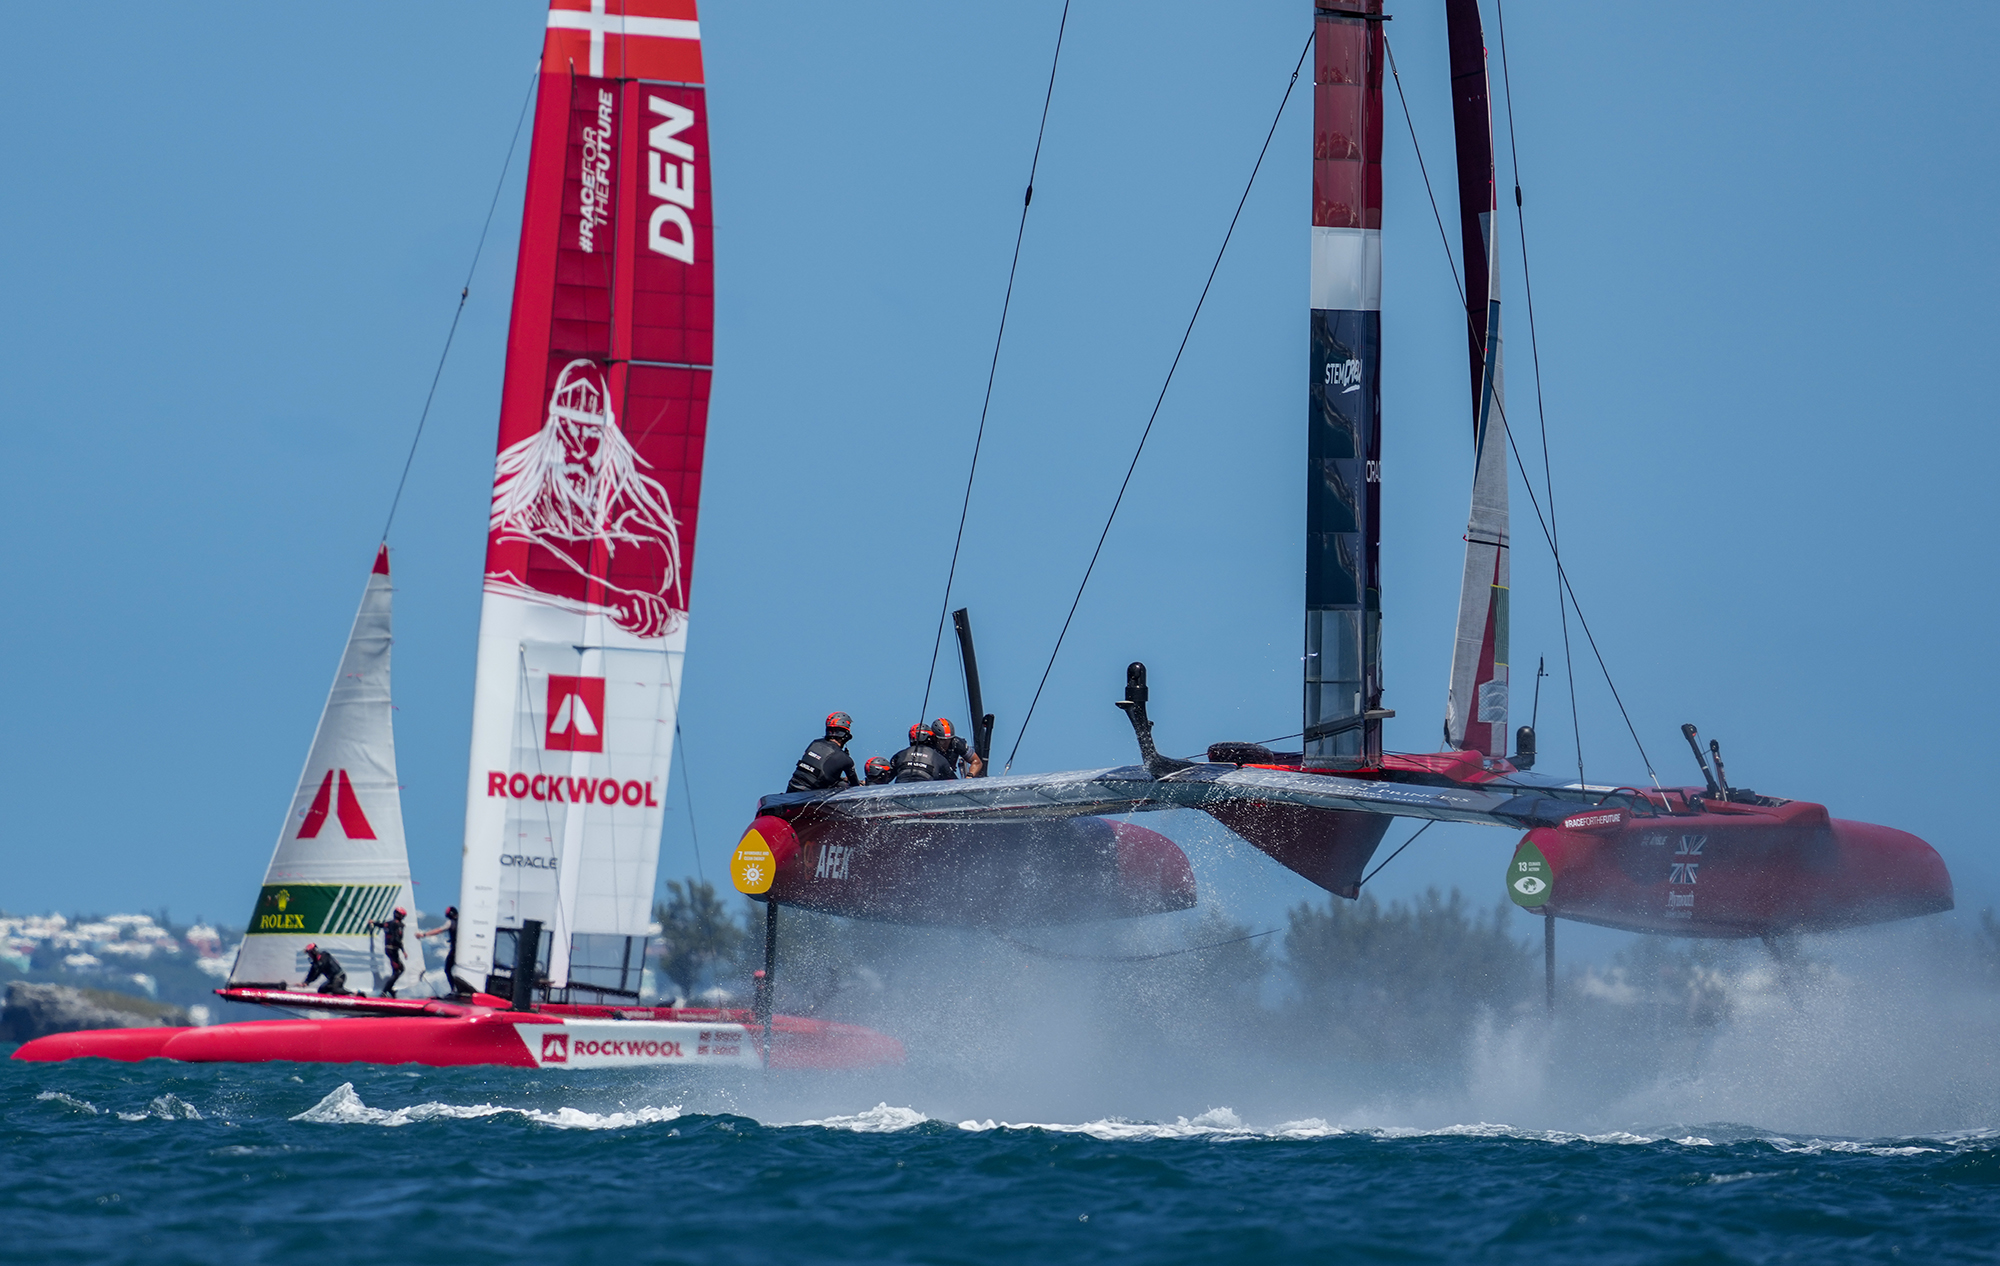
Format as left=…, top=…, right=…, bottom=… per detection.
left=455, top=597, right=683, bottom=990
left=1443, top=292, right=1510, bottom=756
left=230, top=547, right=416, bottom=991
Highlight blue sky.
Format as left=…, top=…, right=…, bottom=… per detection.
left=4, top=2, right=1995, bottom=961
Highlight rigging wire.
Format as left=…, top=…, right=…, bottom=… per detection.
left=1382, top=34, right=1657, bottom=787
left=995, top=926, right=1278, bottom=964
left=1493, top=0, right=1585, bottom=790
left=918, top=0, right=1075, bottom=725
left=673, top=716, right=704, bottom=884
left=1004, top=29, right=1315, bottom=772
left=1358, top=818, right=1434, bottom=888
left=380, top=63, right=539, bottom=543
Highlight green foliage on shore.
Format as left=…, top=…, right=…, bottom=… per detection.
left=651, top=879, right=748, bottom=998
left=1282, top=888, right=1533, bottom=1059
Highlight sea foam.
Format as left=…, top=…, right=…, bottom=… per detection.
left=292, top=1083, right=685, bottom=1130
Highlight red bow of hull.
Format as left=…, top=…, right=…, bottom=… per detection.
left=1517, top=799, right=1953, bottom=938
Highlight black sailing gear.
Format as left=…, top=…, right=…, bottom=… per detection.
left=418, top=908, right=461, bottom=994
left=370, top=911, right=408, bottom=997
left=370, top=912, right=407, bottom=954
left=937, top=731, right=973, bottom=770
left=890, top=742, right=955, bottom=783
left=788, top=736, right=859, bottom=793
left=302, top=947, right=349, bottom=995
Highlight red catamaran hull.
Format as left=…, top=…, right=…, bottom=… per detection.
left=1515, top=799, right=1953, bottom=938
left=746, top=813, right=1197, bottom=926
left=12, top=994, right=903, bottom=1069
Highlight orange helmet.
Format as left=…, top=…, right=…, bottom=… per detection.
left=908, top=723, right=934, bottom=745
left=394, top=907, right=407, bottom=918
left=825, top=711, right=853, bottom=739
left=864, top=756, right=892, bottom=779
left=932, top=718, right=954, bottom=740
left=304, top=943, right=317, bottom=953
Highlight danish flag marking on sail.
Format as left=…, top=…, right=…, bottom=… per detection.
left=546, top=676, right=607, bottom=752
left=296, top=770, right=379, bottom=840
left=547, top=1, right=700, bottom=78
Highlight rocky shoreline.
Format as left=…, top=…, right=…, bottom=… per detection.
left=1, top=982, right=188, bottom=1043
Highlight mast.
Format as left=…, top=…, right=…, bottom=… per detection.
left=456, top=0, right=712, bottom=1001
left=1305, top=2, right=1387, bottom=767
left=1441, top=0, right=1510, bottom=758
left=230, top=547, right=417, bottom=991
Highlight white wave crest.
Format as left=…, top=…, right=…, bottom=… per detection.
left=787, top=1103, right=930, bottom=1133
left=291, top=1083, right=684, bottom=1131
left=35, top=1091, right=98, bottom=1115
left=1761, top=1137, right=1941, bottom=1157
left=117, top=1094, right=201, bottom=1122
left=772, top=1107, right=1968, bottom=1151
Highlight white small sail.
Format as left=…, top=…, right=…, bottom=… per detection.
left=1441, top=0, right=1510, bottom=759
left=1444, top=275, right=1511, bottom=756
left=230, top=547, right=416, bottom=992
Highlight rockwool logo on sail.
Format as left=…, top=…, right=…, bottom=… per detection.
left=545, top=675, right=605, bottom=752
left=485, top=771, right=656, bottom=806
left=296, top=770, right=376, bottom=840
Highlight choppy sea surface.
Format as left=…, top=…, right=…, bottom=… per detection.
left=6, top=1053, right=1997, bottom=1265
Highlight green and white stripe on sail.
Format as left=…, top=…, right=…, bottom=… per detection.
left=245, top=884, right=402, bottom=936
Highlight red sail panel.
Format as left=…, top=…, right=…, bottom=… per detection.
left=457, top=0, right=711, bottom=991
left=489, top=2, right=712, bottom=636
left=1445, top=0, right=1495, bottom=424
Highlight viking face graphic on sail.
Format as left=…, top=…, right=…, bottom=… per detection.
left=487, top=359, right=686, bottom=637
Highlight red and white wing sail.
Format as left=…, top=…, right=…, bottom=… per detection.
left=1304, top=1, right=1387, bottom=765
left=1441, top=0, right=1510, bottom=758
left=457, top=0, right=712, bottom=993
left=231, top=547, right=417, bottom=990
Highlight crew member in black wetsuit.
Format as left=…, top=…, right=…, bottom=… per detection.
left=300, top=944, right=350, bottom=995
left=863, top=756, right=895, bottom=785
left=787, top=712, right=861, bottom=793
left=369, top=907, right=408, bottom=997
left=416, top=906, right=460, bottom=995
left=930, top=717, right=986, bottom=778
left=890, top=724, right=956, bottom=782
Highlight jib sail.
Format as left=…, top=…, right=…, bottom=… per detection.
left=455, top=0, right=712, bottom=999
left=1305, top=1, right=1387, bottom=765
left=231, top=547, right=417, bottom=990
left=1441, top=0, right=1511, bottom=758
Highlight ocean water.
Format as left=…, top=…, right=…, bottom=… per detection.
left=6, top=1054, right=1997, bottom=1265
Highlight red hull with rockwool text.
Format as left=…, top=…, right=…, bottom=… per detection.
left=11, top=995, right=904, bottom=1070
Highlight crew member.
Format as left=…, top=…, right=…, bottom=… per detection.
left=369, top=906, right=408, bottom=997
left=300, top=943, right=349, bottom=995
left=890, top=724, right=956, bottom=782
left=931, top=717, right=986, bottom=778
left=416, top=906, right=460, bottom=995
left=787, top=711, right=862, bottom=793
left=863, top=756, right=895, bottom=785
